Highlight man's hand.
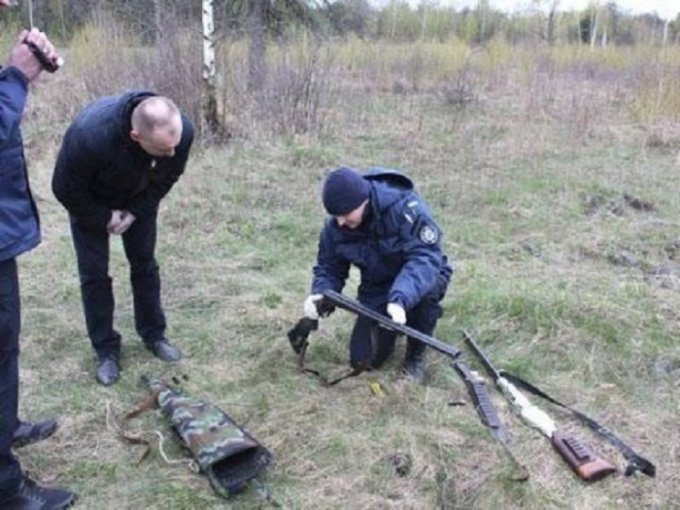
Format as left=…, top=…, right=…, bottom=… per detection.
left=107, top=210, right=136, bottom=235
left=9, top=28, right=58, bottom=81
left=387, top=303, right=406, bottom=325
left=116, top=211, right=136, bottom=234
left=303, top=294, right=323, bottom=320
left=107, top=210, right=124, bottom=234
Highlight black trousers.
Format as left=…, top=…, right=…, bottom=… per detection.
left=69, top=210, right=166, bottom=360
left=349, top=273, right=450, bottom=369
left=0, top=258, right=22, bottom=497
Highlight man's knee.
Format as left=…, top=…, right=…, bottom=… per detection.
left=75, top=252, right=109, bottom=283
left=349, top=331, right=397, bottom=369
left=80, top=274, right=112, bottom=291
left=130, top=258, right=158, bottom=277
left=408, top=300, right=442, bottom=335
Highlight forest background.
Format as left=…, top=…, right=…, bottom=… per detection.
left=1, top=0, right=679, bottom=508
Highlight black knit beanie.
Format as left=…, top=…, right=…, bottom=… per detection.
left=322, top=167, right=370, bottom=215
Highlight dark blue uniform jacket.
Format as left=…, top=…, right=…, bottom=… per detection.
left=312, top=168, right=453, bottom=310
left=0, top=66, right=40, bottom=262
left=52, top=90, right=194, bottom=229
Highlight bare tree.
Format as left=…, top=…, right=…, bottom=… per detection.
left=221, top=0, right=317, bottom=92
left=545, top=0, right=559, bottom=46
left=153, top=0, right=162, bottom=43
left=247, top=0, right=267, bottom=91
left=202, top=0, right=219, bottom=132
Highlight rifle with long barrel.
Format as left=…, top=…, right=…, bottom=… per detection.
left=463, top=331, right=617, bottom=482
left=321, top=290, right=461, bottom=360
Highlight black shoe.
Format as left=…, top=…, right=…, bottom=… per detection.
left=402, top=350, right=427, bottom=384
left=96, top=357, right=120, bottom=386
left=149, top=340, right=182, bottom=363
left=12, top=419, right=58, bottom=448
left=0, top=477, right=76, bottom=510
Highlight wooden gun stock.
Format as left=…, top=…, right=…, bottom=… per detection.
left=551, top=430, right=617, bottom=482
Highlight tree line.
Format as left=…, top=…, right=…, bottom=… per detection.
left=2, top=0, right=679, bottom=47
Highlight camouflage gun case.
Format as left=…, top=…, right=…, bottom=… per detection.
left=145, top=376, right=272, bottom=497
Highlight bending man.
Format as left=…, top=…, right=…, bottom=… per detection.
left=52, top=92, right=194, bottom=386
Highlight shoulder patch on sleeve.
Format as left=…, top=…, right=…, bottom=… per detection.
left=402, top=199, right=421, bottom=225
left=419, top=224, right=439, bottom=245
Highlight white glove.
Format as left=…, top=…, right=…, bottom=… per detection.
left=387, top=303, right=406, bottom=325
left=303, top=294, right=323, bottom=320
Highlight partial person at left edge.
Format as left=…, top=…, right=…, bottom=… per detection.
left=0, top=1, right=77, bottom=508
left=52, top=91, right=194, bottom=386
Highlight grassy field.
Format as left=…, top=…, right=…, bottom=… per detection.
left=8, top=35, right=680, bottom=509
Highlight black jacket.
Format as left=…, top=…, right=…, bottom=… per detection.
left=52, top=90, right=194, bottom=228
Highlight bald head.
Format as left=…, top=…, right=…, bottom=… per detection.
left=130, top=96, right=183, bottom=157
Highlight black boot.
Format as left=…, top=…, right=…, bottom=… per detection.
left=402, top=344, right=427, bottom=384
left=148, top=339, right=182, bottom=363
left=12, top=419, right=58, bottom=448
left=0, top=477, right=76, bottom=510
left=96, top=356, right=120, bottom=386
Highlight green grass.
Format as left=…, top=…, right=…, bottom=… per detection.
left=12, top=39, right=680, bottom=509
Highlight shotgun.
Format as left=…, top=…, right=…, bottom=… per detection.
left=321, top=290, right=461, bottom=360
left=464, top=331, right=616, bottom=482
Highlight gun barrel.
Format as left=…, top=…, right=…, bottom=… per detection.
left=322, top=290, right=461, bottom=359
left=462, top=330, right=502, bottom=381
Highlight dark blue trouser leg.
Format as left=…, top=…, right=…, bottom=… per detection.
left=350, top=272, right=450, bottom=368
left=122, top=209, right=166, bottom=346
left=0, top=259, right=22, bottom=497
left=349, top=302, right=397, bottom=369
left=69, top=216, right=121, bottom=360
left=404, top=273, right=450, bottom=356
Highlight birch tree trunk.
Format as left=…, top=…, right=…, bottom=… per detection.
left=590, top=7, right=598, bottom=50
left=202, top=0, right=220, bottom=132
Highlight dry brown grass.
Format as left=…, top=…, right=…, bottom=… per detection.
left=6, top=27, right=680, bottom=509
